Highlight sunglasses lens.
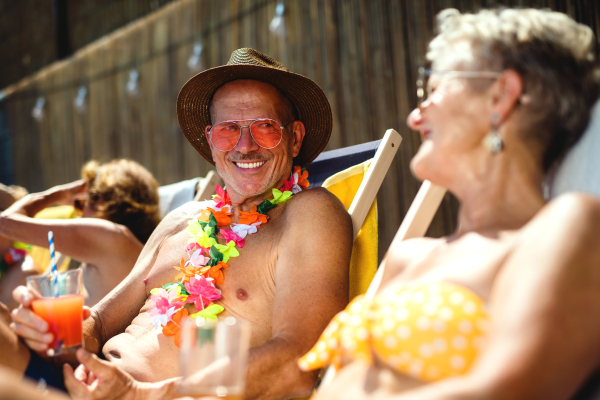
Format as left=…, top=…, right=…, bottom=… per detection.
left=250, top=119, right=282, bottom=149
left=210, top=122, right=241, bottom=151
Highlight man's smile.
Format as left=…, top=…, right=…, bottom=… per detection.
left=234, top=160, right=267, bottom=169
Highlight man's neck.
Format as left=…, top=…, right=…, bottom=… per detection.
left=226, top=172, right=291, bottom=217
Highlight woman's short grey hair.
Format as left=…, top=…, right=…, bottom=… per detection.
left=428, top=8, right=600, bottom=172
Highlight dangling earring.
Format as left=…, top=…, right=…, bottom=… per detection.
left=484, top=113, right=504, bottom=154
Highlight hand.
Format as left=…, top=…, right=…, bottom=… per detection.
left=49, top=179, right=87, bottom=206
left=10, top=285, right=92, bottom=352
left=64, top=348, right=137, bottom=400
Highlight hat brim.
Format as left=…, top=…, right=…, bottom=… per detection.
left=176, top=64, right=332, bottom=167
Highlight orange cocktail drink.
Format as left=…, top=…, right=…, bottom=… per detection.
left=26, top=269, right=84, bottom=355
left=31, top=294, right=84, bottom=350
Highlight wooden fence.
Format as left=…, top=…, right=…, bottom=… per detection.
left=1, top=0, right=598, bottom=260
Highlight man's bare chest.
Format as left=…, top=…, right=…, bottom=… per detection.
left=144, top=220, right=283, bottom=301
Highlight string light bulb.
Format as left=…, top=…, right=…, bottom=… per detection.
left=269, top=2, right=287, bottom=39
left=126, top=68, right=140, bottom=97
left=31, top=96, right=46, bottom=121
left=74, top=86, right=87, bottom=113
left=187, top=42, right=204, bottom=72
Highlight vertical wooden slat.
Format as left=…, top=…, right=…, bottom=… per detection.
left=2, top=0, right=599, bottom=260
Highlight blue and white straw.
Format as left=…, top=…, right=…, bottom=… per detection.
left=48, top=231, right=59, bottom=298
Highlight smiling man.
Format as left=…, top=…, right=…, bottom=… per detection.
left=7, top=48, right=353, bottom=400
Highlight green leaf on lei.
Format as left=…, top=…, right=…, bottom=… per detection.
left=189, top=304, right=224, bottom=321
left=207, top=245, right=224, bottom=266
left=256, top=199, right=277, bottom=216
left=163, top=282, right=190, bottom=296
left=271, top=188, right=293, bottom=205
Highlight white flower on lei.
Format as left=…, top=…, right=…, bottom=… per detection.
left=230, top=222, right=262, bottom=238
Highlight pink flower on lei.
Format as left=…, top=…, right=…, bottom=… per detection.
left=219, top=229, right=245, bottom=248
left=185, top=275, right=222, bottom=310
left=149, top=288, right=185, bottom=330
left=213, top=185, right=231, bottom=208
left=280, top=178, right=294, bottom=193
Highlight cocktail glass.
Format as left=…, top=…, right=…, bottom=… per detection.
left=179, top=317, right=251, bottom=399
left=26, top=269, right=84, bottom=356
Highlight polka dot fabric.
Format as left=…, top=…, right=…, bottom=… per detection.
left=298, top=282, right=488, bottom=382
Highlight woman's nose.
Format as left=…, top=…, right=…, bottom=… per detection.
left=407, top=107, right=423, bottom=130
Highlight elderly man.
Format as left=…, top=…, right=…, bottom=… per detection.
left=6, top=48, right=353, bottom=399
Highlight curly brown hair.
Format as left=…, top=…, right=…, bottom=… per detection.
left=81, top=159, right=160, bottom=243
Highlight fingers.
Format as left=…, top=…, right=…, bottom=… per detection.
left=74, top=364, right=89, bottom=382
left=64, top=363, right=91, bottom=398
left=12, top=285, right=34, bottom=307
left=76, top=348, right=113, bottom=377
left=83, top=306, right=92, bottom=321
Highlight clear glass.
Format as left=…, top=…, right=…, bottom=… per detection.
left=417, top=67, right=502, bottom=107
left=179, top=317, right=251, bottom=399
left=208, top=118, right=285, bottom=151
left=26, top=269, right=84, bottom=356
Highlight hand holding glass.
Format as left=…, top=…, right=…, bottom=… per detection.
left=26, top=269, right=84, bottom=356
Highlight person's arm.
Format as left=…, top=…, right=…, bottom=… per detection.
left=10, top=204, right=196, bottom=361
left=318, top=193, right=600, bottom=400
left=62, top=189, right=353, bottom=400
left=240, top=188, right=353, bottom=399
left=0, top=180, right=142, bottom=267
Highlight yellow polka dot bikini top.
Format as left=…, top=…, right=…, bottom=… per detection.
left=299, top=282, right=488, bottom=382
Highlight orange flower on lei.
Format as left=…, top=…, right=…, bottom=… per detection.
left=294, top=166, right=310, bottom=189
left=204, top=261, right=229, bottom=285
left=162, top=308, right=189, bottom=348
left=238, top=204, right=269, bottom=225
left=198, top=207, right=232, bottom=227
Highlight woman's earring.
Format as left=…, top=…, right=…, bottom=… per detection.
left=484, top=113, right=504, bottom=154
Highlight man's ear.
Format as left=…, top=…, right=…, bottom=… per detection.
left=490, top=70, right=523, bottom=123
left=290, top=121, right=306, bottom=158
left=205, top=125, right=216, bottom=162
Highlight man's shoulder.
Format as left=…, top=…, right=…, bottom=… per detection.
left=157, top=200, right=208, bottom=233
left=285, top=187, right=348, bottom=215
left=282, top=187, right=351, bottom=230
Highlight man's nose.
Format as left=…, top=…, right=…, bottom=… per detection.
left=234, top=126, right=260, bottom=153
left=406, top=107, right=423, bottom=130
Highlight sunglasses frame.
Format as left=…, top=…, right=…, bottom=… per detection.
left=207, top=118, right=293, bottom=152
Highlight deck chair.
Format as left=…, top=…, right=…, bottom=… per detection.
left=158, top=170, right=221, bottom=218
left=307, top=129, right=402, bottom=300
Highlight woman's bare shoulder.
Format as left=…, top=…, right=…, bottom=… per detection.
left=524, top=192, right=600, bottom=239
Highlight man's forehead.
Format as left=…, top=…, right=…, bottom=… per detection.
left=211, top=79, right=287, bottom=120
left=213, top=79, right=282, bottom=101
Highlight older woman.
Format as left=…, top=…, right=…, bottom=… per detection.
left=0, top=159, right=160, bottom=308
left=301, top=8, right=600, bottom=400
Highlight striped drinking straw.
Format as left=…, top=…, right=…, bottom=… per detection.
left=48, top=231, right=59, bottom=298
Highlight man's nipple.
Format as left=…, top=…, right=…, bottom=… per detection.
left=236, top=288, right=249, bottom=301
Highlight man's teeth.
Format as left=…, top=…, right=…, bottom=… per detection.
left=236, top=161, right=266, bottom=169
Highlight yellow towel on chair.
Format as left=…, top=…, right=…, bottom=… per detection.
left=322, top=160, right=378, bottom=301
left=26, top=206, right=76, bottom=273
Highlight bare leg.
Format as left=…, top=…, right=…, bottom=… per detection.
left=0, top=301, right=31, bottom=374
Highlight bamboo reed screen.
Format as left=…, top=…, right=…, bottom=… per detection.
left=1, top=0, right=598, bottom=259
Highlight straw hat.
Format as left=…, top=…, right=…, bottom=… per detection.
left=177, top=48, right=332, bottom=167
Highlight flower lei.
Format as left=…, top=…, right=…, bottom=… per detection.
left=148, top=166, right=310, bottom=347
left=0, top=242, right=30, bottom=277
